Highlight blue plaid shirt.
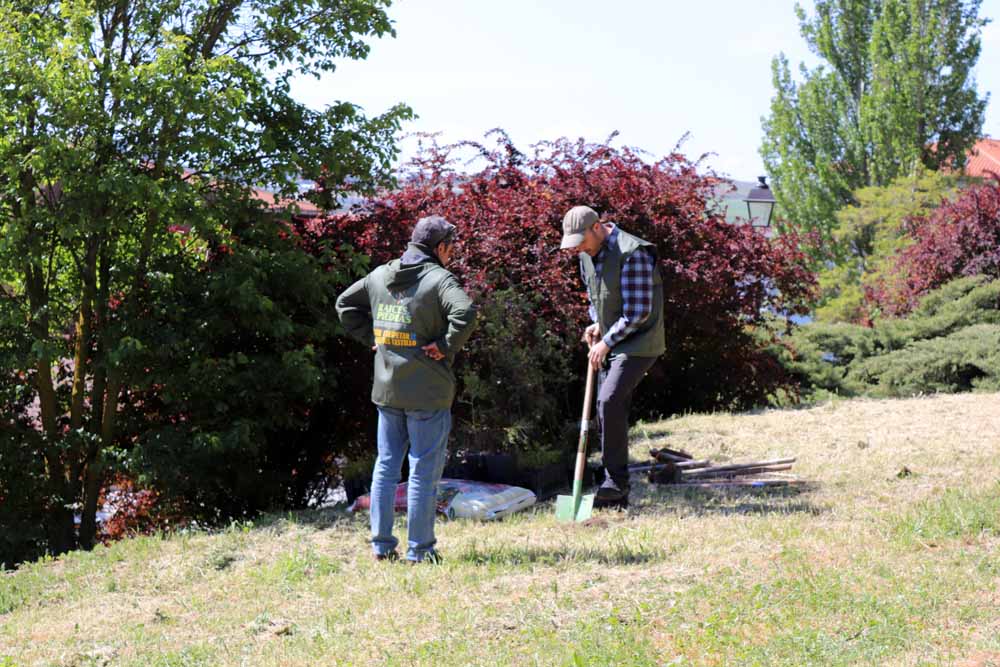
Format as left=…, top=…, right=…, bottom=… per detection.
left=580, top=225, right=656, bottom=348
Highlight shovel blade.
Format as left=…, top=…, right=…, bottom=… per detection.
left=555, top=492, right=595, bottom=522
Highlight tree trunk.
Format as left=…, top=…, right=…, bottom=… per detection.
left=25, top=262, right=76, bottom=553
left=70, top=240, right=98, bottom=431
left=91, top=242, right=110, bottom=433
left=45, top=507, right=77, bottom=556
left=78, top=460, right=104, bottom=550
left=74, top=237, right=106, bottom=550
left=99, top=192, right=161, bottom=456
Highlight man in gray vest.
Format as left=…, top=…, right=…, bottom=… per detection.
left=560, top=206, right=666, bottom=508
left=336, top=216, right=476, bottom=562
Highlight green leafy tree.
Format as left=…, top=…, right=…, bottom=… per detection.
left=0, top=0, right=410, bottom=556
left=121, top=218, right=371, bottom=525
left=761, top=0, right=988, bottom=252
left=816, top=167, right=958, bottom=322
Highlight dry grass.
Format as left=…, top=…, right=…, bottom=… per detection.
left=3, top=392, right=1000, bottom=666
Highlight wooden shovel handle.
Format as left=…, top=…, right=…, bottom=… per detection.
left=580, top=362, right=596, bottom=429
left=571, top=363, right=597, bottom=496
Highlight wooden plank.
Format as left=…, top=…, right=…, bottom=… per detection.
left=680, top=458, right=795, bottom=475
left=670, top=478, right=804, bottom=488
left=683, top=464, right=793, bottom=479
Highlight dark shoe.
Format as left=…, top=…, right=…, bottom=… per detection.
left=406, top=550, right=443, bottom=565
left=373, top=550, right=399, bottom=562
left=594, top=486, right=629, bottom=509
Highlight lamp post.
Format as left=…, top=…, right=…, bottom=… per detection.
left=744, top=176, right=776, bottom=228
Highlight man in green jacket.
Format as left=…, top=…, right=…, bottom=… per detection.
left=560, top=206, right=666, bottom=508
left=336, top=216, right=476, bottom=562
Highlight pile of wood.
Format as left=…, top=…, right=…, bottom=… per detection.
left=630, top=447, right=802, bottom=488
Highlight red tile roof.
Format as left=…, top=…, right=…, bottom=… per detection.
left=250, top=187, right=321, bottom=217
left=180, top=169, right=323, bottom=216
left=965, top=137, right=1000, bottom=179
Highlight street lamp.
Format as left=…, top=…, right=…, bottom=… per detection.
left=744, top=176, right=776, bottom=228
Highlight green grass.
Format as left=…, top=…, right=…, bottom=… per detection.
left=895, top=484, right=1000, bottom=544
left=3, top=391, right=1000, bottom=666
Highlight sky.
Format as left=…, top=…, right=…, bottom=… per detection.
left=290, top=0, right=1000, bottom=182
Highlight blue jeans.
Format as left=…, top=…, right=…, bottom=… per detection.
left=371, top=406, right=450, bottom=561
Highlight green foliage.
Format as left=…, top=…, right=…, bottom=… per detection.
left=782, top=275, right=1000, bottom=398
left=761, top=0, right=988, bottom=251
left=816, top=168, right=959, bottom=323
left=455, top=289, right=575, bottom=456
left=850, top=323, right=1000, bottom=396
left=254, top=548, right=340, bottom=589
left=0, top=0, right=410, bottom=560
left=876, top=276, right=1000, bottom=346
left=776, top=321, right=878, bottom=397
left=0, top=430, right=48, bottom=568
left=125, top=219, right=368, bottom=521
left=0, top=289, right=46, bottom=566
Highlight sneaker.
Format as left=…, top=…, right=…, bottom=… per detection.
left=406, top=551, right=443, bottom=565
left=373, top=550, right=399, bottom=562
left=594, top=485, right=629, bottom=509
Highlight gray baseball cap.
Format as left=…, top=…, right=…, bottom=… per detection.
left=411, top=215, right=456, bottom=247
left=560, top=206, right=599, bottom=249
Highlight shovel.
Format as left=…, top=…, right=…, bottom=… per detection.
left=555, top=362, right=597, bottom=522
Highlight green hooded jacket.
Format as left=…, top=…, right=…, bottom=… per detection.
left=335, top=247, right=477, bottom=410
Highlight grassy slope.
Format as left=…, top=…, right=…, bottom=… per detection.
left=3, top=392, right=1000, bottom=667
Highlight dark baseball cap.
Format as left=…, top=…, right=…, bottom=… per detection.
left=411, top=215, right=456, bottom=247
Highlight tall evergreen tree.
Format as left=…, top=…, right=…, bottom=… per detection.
left=761, top=0, right=988, bottom=254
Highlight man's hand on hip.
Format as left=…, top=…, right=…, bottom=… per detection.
left=422, top=342, right=446, bottom=361
left=588, top=339, right=610, bottom=370
left=582, top=323, right=601, bottom=347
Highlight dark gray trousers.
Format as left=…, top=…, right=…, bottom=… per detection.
left=597, top=354, right=657, bottom=491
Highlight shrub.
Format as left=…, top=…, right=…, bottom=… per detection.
left=0, top=295, right=47, bottom=566
left=299, top=131, right=816, bottom=452
left=454, top=289, right=574, bottom=456
left=815, top=168, right=958, bottom=324
left=783, top=275, right=1000, bottom=399
left=876, top=275, right=1000, bottom=347
left=776, top=321, right=879, bottom=397
left=97, top=476, right=188, bottom=544
left=121, top=214, right=368, bottom=523
left=0, top=429, right=48, bottom=567
left=849, top=323, right=1000, bottom=396
left=867, top=178, right=1000, bottom=316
